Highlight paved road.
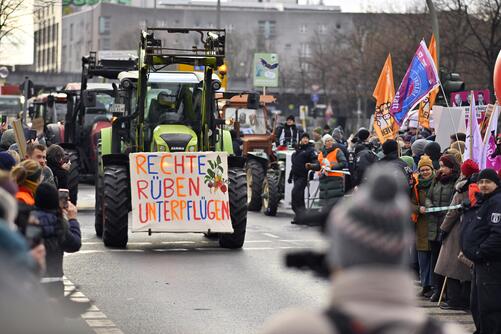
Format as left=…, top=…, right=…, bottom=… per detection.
left=67, top=185, right=474, bottom=334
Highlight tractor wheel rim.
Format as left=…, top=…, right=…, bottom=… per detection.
left=262, top=179, right=269, bottom=208
left=246, top=168, right=253, bottom=204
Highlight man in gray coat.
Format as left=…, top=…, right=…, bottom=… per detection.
left=259, top=165, right=466, bottom=334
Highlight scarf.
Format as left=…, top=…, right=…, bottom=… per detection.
left=417, top=174, right=434, bottom=190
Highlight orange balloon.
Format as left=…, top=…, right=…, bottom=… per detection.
left=495, top=50, right=501, bottom=102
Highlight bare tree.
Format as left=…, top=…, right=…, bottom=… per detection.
left=0, top=0, right=25, bottom=44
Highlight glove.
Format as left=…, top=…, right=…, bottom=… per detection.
left=438, top=230, right=448, bottom=243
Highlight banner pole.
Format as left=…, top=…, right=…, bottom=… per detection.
left=438, top=82, right=462, bottom=157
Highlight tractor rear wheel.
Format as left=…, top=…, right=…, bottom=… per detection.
left=263, top=171, right=280, bottom=216
left=219, top=168, right=247, bottom=249
left=65, top=149, right=79, bottom=205
left=102, top=165, right=130, bottom=248
left=246, top=159, right=264, bottom=211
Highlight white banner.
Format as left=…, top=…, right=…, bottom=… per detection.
left=129, top=152, right=233, bottom=233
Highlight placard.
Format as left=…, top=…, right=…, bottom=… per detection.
left=129, top=152, right=233, bottom=233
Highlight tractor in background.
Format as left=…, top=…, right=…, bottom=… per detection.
left=94, top=28, right=247, bottom=248
left=61, top=52, right=136, bottom=203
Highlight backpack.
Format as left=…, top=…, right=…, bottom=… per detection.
left=325, top=307, right=444, bottom=334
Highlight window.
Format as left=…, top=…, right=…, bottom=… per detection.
left=300, top=43, right=311, bottom=58
left=70, top=23, right=74, bottom=41
left=225, top=24, right=234, bottom=33
left=99, top=16, right=111, bottom=35
left=258, top=20, right=276, bottom=39
left=99, top=38, right=111, bottom=50
left=300, top=62, right=310, bottom=71
left=300, top=24, right=307, bottom=33
left=318, top=24, right=327, bottom=34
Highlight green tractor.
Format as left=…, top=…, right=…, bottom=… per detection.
left=95, top=28, right=247, bottom=249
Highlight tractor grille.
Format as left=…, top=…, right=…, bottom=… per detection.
left=159, top=133, right=193, bottom=152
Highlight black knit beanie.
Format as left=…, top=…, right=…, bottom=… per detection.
left=382, top=139, right=398, bottom=155
left=35, top=183, right=60, bottom=211
left=478, top=169, right=500, bottom=186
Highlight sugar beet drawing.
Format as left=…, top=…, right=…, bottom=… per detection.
left=204, top=155, right=228, bottom=193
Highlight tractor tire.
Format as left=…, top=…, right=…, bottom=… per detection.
left=219, top=168, right=247, bottom=249
left=102, top=165, right=130, bottom=248
left=263, top=171, right=280, bottom=216
left=66, top=149, right=79, bottom=205
left=246, top=159, right=265, bottom=211
left=94, top=142, right=103, bottom=237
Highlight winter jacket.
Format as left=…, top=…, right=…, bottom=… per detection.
left=289, top=143, right=317, bottom=180
left=259, top=268, right=466, bottom=334
left=42, top=166, right=57, bottom=188
left=352, top=143, right=378, bottom=186
left=276, top=124, right=303, bottom=147
left=48, top=164, right=69, bottom=189
left=426, top=171, right=459, bottom=241
left=461, top=187, right=501, bottom=264
left=410, top=174, right=434, bottom=251
left=32, top=209, right=81, bottom=278
left=0, top=219, right=35, bottom=270
left=16, top=185, right=35, bottom=206
left=434, top=177, right=472, bottom=281
left=378, top=152, right=413, bottom=190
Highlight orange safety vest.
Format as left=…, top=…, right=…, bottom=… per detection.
left=318, top=148, right=343, bottom=177
left=16, top=189, right=35, bottom=206
left=411, top=173, right=419, bottom=223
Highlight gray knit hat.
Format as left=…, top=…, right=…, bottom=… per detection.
left=327, top=164, right=412, bottom=270
left=411, top=138, right=429, bottom=157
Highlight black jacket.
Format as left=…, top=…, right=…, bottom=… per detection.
left=379, top=152, right=413, bottom=189
left=352, top=143, right=378, bottom=186
left=461, top=188, right=501, bottom=263
left=289, top=143, right=317, bottom=180
left=33, top=209, right=81, bottom=278
left=276, top=124, right=303, bottom=147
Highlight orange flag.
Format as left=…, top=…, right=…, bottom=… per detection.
left=373, top=54, right=398, bottom=143
left=418, top=35, right=439, bottom=129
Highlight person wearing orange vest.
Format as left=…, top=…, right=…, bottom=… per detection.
left=410, top=156, right=435, bottom=298
left=306, top=134, right=347, bottom=207
left=11, top=159, right=43, bottom=206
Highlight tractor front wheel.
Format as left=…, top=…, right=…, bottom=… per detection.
left=246, top=159, right=265, bottom=211
left=263, top=171, right=280, bottom=216
left=219, top=168, right=247, bottom=249
left=102, top=165, right=130, bottom=248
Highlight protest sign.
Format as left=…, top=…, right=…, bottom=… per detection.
left=482, top=105, right=501, bottom=171
left=12, top=119, right=27, bottom=158
left=129, top=152, right=234, bottom=233
left=433, top=106, right=466, bottom=150
left=450, top=90, right=490, bottom=107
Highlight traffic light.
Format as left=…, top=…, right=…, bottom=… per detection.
left=436, top=70, right=465, bottom=106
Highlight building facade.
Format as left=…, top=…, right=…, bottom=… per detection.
left=61, top=1, right=350, bottom=89
left=34, top=1, right=63, bottom=72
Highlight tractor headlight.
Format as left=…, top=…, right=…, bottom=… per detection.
left=188, top=145, right=196, bottom=152
left=158, top=145, right=166, bottom=152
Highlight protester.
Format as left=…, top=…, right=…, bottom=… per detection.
left=400, top=155, right=415, bottom=172
left=332, top=127, right=346, bottom=146
left=445, top=148, right=463, bottom=165
left=450, top=140, right=465, bottom=155
left=424, top=141, right=442, bottom=170
left=427, top=154, right=460, bottom=302
left=25, top=143, right=56, bottom=187
left=312, top=127, right=323, bottom=151
left=411, top=156, right=435, bottom=298
left=33, top=183, right=81, bottom=298
left=379, top=139, right=412, bottom=187
left=0, top=151, right=17, bottom=171
left=411, top=138, right=429, bottom=166
left=322, top=124, right=331, bottom=136
left=306, top=134, right=347, bottom=207
left=259, top=165, right=466, bottom=334
left=11, top=159, right=43, bottom=206
left=351, top=129, right=377, bottom=186
left=276, top=115, right=303, bottom=148
left=288, top=133, right=317, bottom=223
left=0, top=129, right=16, bottom=151
left=450, top=133, right=467, bottom=144
left=461, top=168, right=501, bottom=334
left=46, top=144, right=71, bottom=189
left=434, top=159, right=479, bottom=310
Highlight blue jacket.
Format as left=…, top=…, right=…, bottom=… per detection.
left=32, top=209, right=81, bottom=277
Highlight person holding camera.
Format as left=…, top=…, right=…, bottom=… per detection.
left=288, top=133, right=317, bottom=224
left=46, top=144, right=71, bottom=190
left=259, top=165, right=465, bottom=334
left=32, top=183, right=81, bottom=298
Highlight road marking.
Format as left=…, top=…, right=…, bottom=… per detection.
left=63, top=277, right=124, bottom=334
left=161, top=241, right=196, bottom=244
left=109, top=249, right=144, bottom=253
left=263, top=233, right=280, bottom=239
left=243, top=247, right=274, bottom=250
left=195, top=247, right=226, bottom=251
left=278, top=246, right=306, bottom=249
left=152, top=248, right=189, bottom=252
left=245, top=240, right=273, bottom=243
left=279, top=239, right=323, bottom=243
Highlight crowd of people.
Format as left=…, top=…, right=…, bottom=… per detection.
left=0, top=126, right=84, bottom=332
left=278, top=115, right=501, bottom=334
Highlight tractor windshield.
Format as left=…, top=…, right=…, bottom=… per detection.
left=225, top=108, right=267, bottom=135
left=0, top=96, right=23, bottom=116
left=87, top=93, right=114, bottom=114
left=145, top=82, right=198, bottom=125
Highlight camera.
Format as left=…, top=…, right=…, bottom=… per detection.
left=58, top=189, right=69, bottom=209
